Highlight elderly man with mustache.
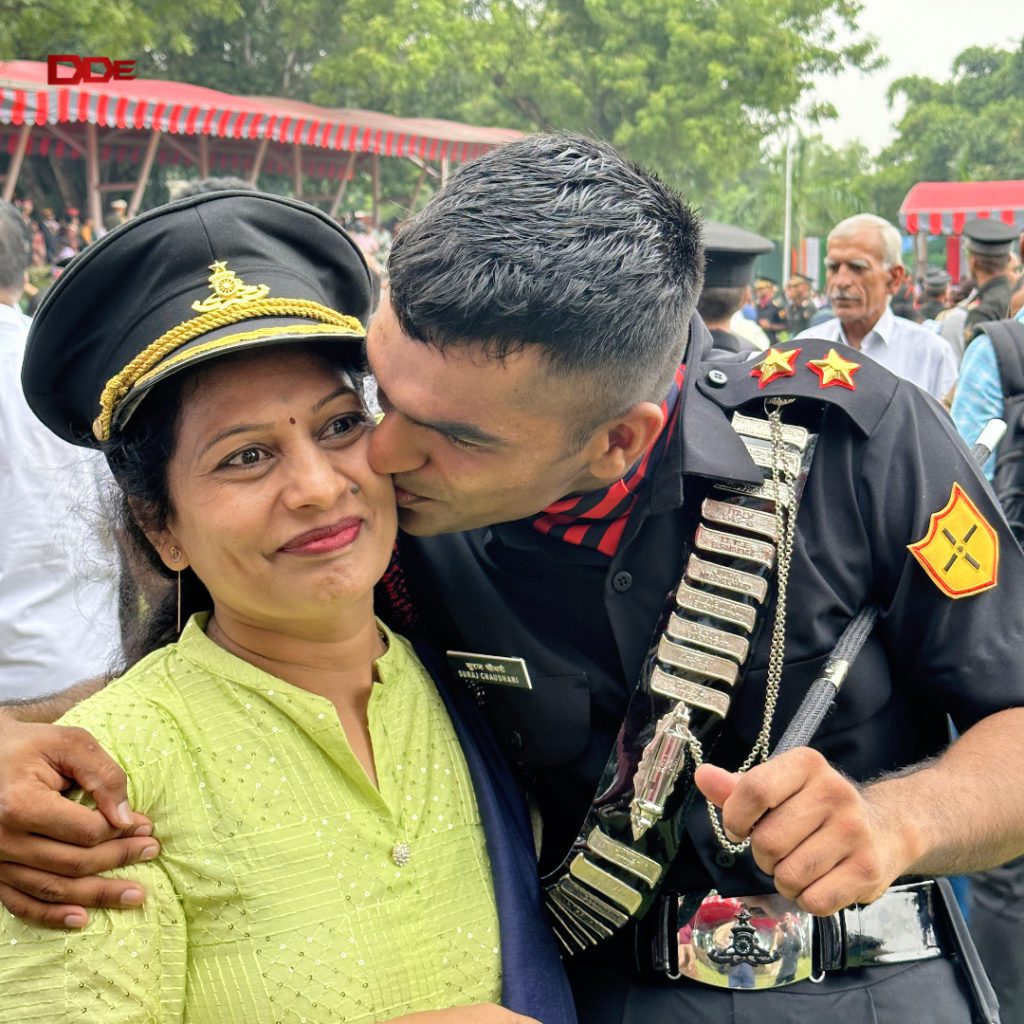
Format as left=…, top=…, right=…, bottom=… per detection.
left=797, top=213, right=958, bottom=402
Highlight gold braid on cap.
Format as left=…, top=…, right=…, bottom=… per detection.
left=93, top=262, right=364, bottom=441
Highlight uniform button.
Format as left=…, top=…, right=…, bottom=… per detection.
left=612, top=571, right=633, bottom=593
left=714, top=850, right=736, bottom=869
left=707, top=368, right=729, bottom=388
left=508, top=730, right=524, bottom=753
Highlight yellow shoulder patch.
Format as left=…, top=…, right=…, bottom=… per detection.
left=908, top=483, right=999, bottom=599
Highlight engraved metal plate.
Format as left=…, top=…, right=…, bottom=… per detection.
left=676, top=581, right=756, bottom=632
left=549, top=886, right=614, bottom=939
left=546, top=897, right=590, bottom=950
left=732, top=411, right=810, bottom=451
left=667, top=613, right=749, bottom=663
left=744, top=442, right=803, bottom=480
left=696, top=525, right=776, bottom=569
left=569, top=854, right=643, bottom=914
left=586, top=827, right=664, bottom=886
left=701, top=498, right=779, bottom=541
left=686, top=553, right=769, bottom=603
left=446, top=651, right=533, bottom=690
left=715, top=478, right=793, bottom=507
left=558, top=878, right=630, bottom=928
left=649, top=668, right=731, bottom=717
left=657, top=636, right=739, bottom=687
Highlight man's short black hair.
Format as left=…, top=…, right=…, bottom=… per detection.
left=0, top=200, right=31, bottom=293
left=387, top=132, right=703, bottom=432
left=697, top=286, right=747, bottom=324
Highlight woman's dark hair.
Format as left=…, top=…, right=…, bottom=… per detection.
left=102, top=344, right=362, bottom=670
left=103, top=371, right=211, bottom=670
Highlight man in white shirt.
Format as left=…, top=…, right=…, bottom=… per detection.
left=797, top=213, right=958, bottom=402
left=0, top=202, right=120, bottom=698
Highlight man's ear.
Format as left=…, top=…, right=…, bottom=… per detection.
left=585, top=402, right=666, bottom=484
left=887, top=263, right=907, bottom=295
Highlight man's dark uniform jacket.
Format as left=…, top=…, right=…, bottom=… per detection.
left=389, top=322, right=1024, bottom=1022
left=786, top=298, right=817, bottom=337
left=965, top=275, right=1014, bottom=346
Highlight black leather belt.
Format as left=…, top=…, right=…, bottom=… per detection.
left=659, top=880, right=949, bottom=989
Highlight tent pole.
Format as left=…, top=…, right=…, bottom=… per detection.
left=915, top=229, right=928, bottom=283
left=371, top=153, right=380, bottom=227
left=1, top=124, right=32, bottom=203
left=329, top=151, right=357, bottom=220
left=129, top=130, right=161, bottom=216
left=85, top=122, right=102, bottom=233
left=408, top=161, right=429, bottom=211
left=249, top=137, right=269, bottom=183
left=198, top=135, right=210, bottom=178
left=293, top=143, right=303, bottom=200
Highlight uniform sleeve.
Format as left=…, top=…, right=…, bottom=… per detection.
left=858, top=379, right=1024, bottom=729
left=950, top=334, right=1003, bottom=480
left=0, top=860, right=186, bottom=1023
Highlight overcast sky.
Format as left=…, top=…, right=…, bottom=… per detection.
left=810, top=0, right=1015, bottom=153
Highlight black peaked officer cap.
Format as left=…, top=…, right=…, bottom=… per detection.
left=701, top=220, right=774, bottom=289
left=962, top=217, right=1018, bottom=256
left=23, top=190, right=373, bottom=447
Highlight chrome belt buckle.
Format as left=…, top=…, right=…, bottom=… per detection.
left=675, top=892, right=814, bottom=989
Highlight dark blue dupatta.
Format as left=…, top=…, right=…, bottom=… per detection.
left=412, top=639, right=578, bottom=1024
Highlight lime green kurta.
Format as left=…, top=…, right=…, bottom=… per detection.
left=0, top=616, right=501, bottom=1022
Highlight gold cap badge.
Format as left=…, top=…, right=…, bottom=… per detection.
left=192, top=261, right=270, bottom=312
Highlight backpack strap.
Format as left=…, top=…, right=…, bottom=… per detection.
left=978, top=319, right=1024, bottom=399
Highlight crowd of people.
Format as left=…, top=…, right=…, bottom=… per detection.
left=0, top=140, right=1023, bottom=1024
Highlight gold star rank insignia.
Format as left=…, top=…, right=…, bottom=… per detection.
left=807, top=348, right=861, bottom=390
left=750, top=346, right=801, bottom=389
left=908, top=483, right=999, bottom=599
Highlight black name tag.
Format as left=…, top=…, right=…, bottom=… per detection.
left=446, top=651, right=533, bottom=691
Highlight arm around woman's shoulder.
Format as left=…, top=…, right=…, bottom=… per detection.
left=0, top=849, right=186, bottom=1021
left=0, top=676, right=190, bottom=1020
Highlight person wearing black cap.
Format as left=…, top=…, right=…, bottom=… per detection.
left=0, top=191, right=573, bottom=1024
left=783, top=272, right=817, bottom=336
left=918, top=266, right=951, bottom=323
left=962, top=217, right=1017, bottom=347
left=697, top=220, right=773, bottom=354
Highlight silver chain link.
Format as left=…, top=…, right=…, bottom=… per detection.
left=689, top=396, right=798, bottom=854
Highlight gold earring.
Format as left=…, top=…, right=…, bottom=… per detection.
left=167, top=547, right=183, bottom=633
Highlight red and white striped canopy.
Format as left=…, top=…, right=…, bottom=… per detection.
left=0, top=60, right=521, bottom=174
left=900, top=180, right=1024, bottom=236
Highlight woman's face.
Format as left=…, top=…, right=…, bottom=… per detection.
left=157, top=348, right=396, bottom=635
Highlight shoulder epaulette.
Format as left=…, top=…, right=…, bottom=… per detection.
left=695, top=338, right=901, bottom=437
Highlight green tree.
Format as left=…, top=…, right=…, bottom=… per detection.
left=710, top=132, right=872, bottom=240
left=0, top=0, right=236, bottom=65
left=869, top=38, right=1024, bottom=220
left=312, top=0, right=880, bottom=196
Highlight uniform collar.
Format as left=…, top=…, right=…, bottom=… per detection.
left=649, top=314, right=763, bottom=515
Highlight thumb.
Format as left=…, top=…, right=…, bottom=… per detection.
left=694, top=763, right=739, bottom=809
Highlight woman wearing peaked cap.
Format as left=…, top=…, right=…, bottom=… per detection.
left=3, top=191, right=575, bottom=1024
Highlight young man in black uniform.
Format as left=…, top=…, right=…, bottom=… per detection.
left=963, top=218, right=1017, bottom=348
left=1, top=135, right=1023, bottom=1024
left=697, top=220, right=773, bottom=354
